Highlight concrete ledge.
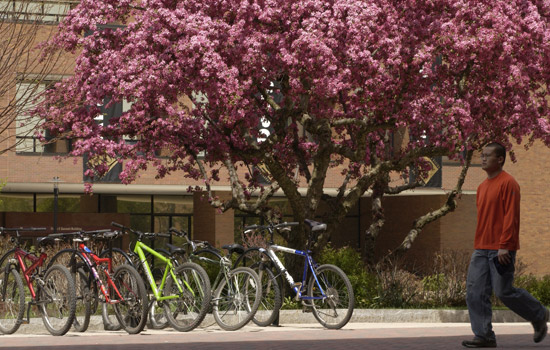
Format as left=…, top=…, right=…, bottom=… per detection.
left=357, top=309, right=525, bottom=323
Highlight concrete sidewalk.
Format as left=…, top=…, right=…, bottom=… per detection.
left=0, top=321, right=545, bottom=350
left=8, top=308, right=526, bottom=335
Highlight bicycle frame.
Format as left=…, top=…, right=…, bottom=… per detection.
left=194, top=252, right=231, bottom=291
left=13, top=247, right=48, bottom=300
left=133, top=241, right=188, bottom=301
left=261, top=244, right=327, bottom=302
left=77, top=243, right=124, bottom=304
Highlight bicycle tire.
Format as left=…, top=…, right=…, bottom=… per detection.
left=0, top=249, right=17, bottom=272
left=212, top=266, right=262, bottom=331
left=164, top=262, right=211, bottom=332
left=39, top=264, right=77, bottom=336
left=72, top=267, right=92, bottom=332
left=101, top=297, right=123, bottom=331
left=148, top=300, right=169, bottom=329
left=98, top=248, right=134, bottom=267
left=47, top=249, right=93, bottom=332
left=112, top=264, right=148, bottom=334
left=307, top=264, right=354, bottom=329
left=132, top=250, right=171, bottom=330
left=0, top=267, right=25, bottom=334
left=98, top=248, right=133, bottom=331
left=234, top=248, right=282, bottom=327
left=191, top=249, right=223, bottom=285
left=169, top=250, right=188, bottom=267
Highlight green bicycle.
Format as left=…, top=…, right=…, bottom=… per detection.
left=111, top=222, right=211, bottom=332
left=165, top=228, right=263, bottom=331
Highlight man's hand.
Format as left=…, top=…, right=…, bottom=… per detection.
left=498, top=249, right=511, bottom=265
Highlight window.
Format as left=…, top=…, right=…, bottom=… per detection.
left=1, top=0, right=78, bottom=23
left=111, top=194, right=193, bottom=237
left=0, top=194, right=33, bottom=212
left=15, top=79, right=71, bottom=154
left=36, top=194, right=80, bottom=212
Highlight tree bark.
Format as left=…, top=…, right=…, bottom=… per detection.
left=389, top=150, right=474, bottom=259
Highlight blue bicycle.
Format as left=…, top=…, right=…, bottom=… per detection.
left=234, top=219, right=354, bottom=329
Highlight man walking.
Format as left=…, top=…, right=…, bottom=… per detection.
left=462, top=142, right=549, bottom=348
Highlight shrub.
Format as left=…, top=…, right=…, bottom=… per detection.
left=318, top=244, right=379, bottom=308
left=518, top=274, right=550, bottom=306
left=373, top=264, right=421, bottom=308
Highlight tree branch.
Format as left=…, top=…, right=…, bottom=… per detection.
left=389, top=149, right=474, bottom=258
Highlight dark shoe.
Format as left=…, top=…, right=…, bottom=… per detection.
left=462, top=337, right=497, bottom=348
left=533, top=307, right=549, bottom=343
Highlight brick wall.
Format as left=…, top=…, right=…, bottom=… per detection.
left=504, top=141, right=550, bottom=275
left=193, top=191, right=235, bottom=247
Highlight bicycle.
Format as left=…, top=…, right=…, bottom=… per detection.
left=111, top=222, right=211, bottom=332
left=234, top=219, right=355, bottom=329
left=46, top=229, right=148, bottom=334
left=0, top=227, right=76, bottom=336
left=167, top=228, right=263, bottom=331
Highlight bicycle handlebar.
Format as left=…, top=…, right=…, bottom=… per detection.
left=0, top=227, right=46, bottom=236
left=169, top=227, right=188, bottom=237
left=243, top=222, right=299, bottom=233
left=47, top=229, right=122, bottom=241
left=111, top=222, right=171, bottom=239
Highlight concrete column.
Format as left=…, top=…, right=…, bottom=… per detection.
left=193, top=191, right=235, bottom=247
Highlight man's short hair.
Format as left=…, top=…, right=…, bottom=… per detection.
left=485, top=142, right=506, bottom=165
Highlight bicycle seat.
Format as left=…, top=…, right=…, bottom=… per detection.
left=222, top=244, right=245, bottom=256
left=304, top=219, right=327, bottom=232
left=36, top=236, right=56, bottom=246
left=165, top=243, right=186, bottom=255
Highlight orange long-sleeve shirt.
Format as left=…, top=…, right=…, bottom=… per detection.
left=475, top=171, right=520, bottom=251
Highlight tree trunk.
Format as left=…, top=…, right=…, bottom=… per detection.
left=364, top=179, right=387, bottom=266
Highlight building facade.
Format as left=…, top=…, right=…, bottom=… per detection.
left=1, top=1, right=549, bottom=276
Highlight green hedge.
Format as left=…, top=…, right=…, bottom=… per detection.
left=318, top=245, right=550, bottom=309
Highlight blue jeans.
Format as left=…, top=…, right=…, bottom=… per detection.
left=466, top=249, right=546, bottom=340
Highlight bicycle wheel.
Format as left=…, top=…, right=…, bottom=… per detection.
left=164, top=262, right=211, bottom=332
left=148, top=300, right=169, bottom=329
left=39, top=264, right=77, bottom=336
left=0, top=249, right=17, bottom=272
left=169, top=250, right=188, bottom=267
left=101, top=291, right=123, bottom=331
left=72, top=267, right=92, bottom=332
left=307, top=264, right=354, bottom=329
left=212, top=266, right=261, bottom=331
left=47, top=248, right=96, bottom=331
left=99, top=248, right=134, bottom=267
left=112, top=264, right=148, bottom=334
left=191, top=249, right=223, bottom=285
left=0, top=267, right=25, bottom=334
left=132, top=251, right=171, bottom=330
left=234, top=248, right=282, bottom=327
left=98, top=248, right=132, bottom=331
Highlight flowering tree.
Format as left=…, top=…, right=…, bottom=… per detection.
left=36, top=0, right=550, bottom=263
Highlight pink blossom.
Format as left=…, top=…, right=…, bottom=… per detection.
left=33, top=0, right=550, bottom=202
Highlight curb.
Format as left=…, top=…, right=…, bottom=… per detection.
left=12, top=309, right=526, bottom=334
left=279, top=308, right=526, bottom=324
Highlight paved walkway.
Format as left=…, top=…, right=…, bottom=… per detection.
left=1, top=322, right=549, bottom=350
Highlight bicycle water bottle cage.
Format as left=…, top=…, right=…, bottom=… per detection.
left=304, top=219, right=327, bottom=232
left=222, top=244, right=245, bottom=256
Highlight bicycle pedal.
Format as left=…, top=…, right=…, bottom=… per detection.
left=20, top=320, right=29, bottom=324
